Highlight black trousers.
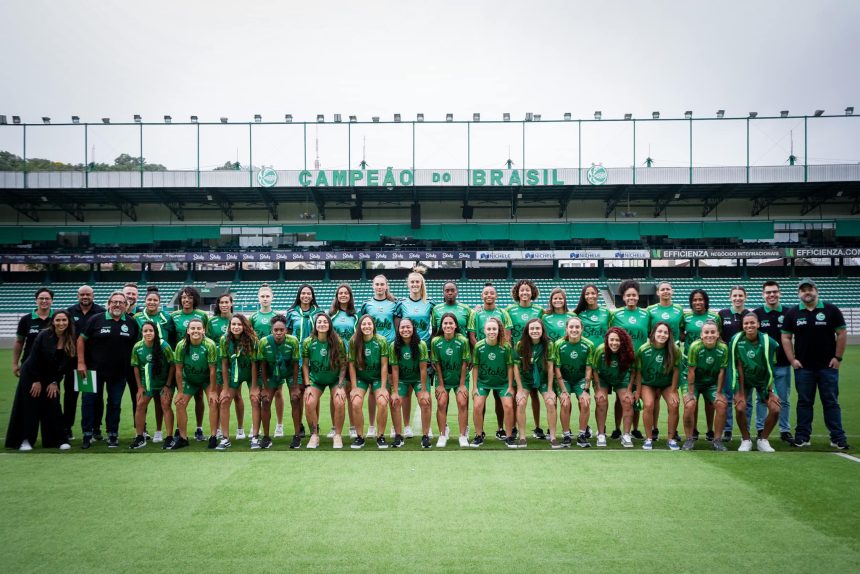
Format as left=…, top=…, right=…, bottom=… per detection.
left=5, top=378, right=65, bottom=449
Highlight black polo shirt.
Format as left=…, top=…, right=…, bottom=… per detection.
left=80, top=311, right=139, bottom=378
left=782, top=301, right=846, bottom=370
left=16, top=309, right=55, bottom=363
left=754, top=305, right=790, bottom=367
left=717, top=308, right=750, bottom=344
left=67, top=302, right=106, bottom=339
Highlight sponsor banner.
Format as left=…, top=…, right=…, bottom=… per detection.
left=651, top=248, right=787, bottom=259
left=480, top=250, right=650, bottom=260
left=792, top=248, right=860, bottom=258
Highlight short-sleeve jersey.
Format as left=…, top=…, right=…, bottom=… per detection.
left=467, top=307, right=513, bottom=342
left=206, top=315, right=231, bottom=346
left=16, top=310, right=55, bottom=363
left=170, top=309, right=209, bottom=340
left=542, top=312, right=577, bottom=342
left=550, top=337, right=594, bottom=384
left=131, top=340, right=175, bottom=390
left=301, top=337, right=346, bottom=386
left=329, top=310, right=358, bottom=351
left=389, top=340, right=429, bottom=383
left=513, top=340, right=548, bottom=386
left=394, top=298, right=436, bottom=344
left=80, top=312, right=139, bottom=377
left=257, top=334, right=300, bottom=384
left=646, top=303, right=685, bottom=341
left=682, top=310, right=720, bottom=354
left=285, top=307, right=324, bottom=343
left=730, top=333, right=778, bottom=390
left=249, top=310, right=278, bottom=339
left=718, top=308, right=750, bottom=344
left=471, top=340, right=513, bottom=387
left=348, top=334, right=389, bottom=383
left=505, top=304, right=545, bottom=344
left=589, top=344, right=631, bottom=388
left=430, top=334, right=471, bottom=387
left=687, top=340, right=728, bottom=387
left=635, top=342, right=683, bottom=387
left=359, top=298, right=398, bottom=343
left=611, top=307, right=651, bottom=353
left=431, top=302, right=474, bottom=334
left=754, top=305, right=790, bottom=367
left=578, top=307, right=611, bottom=347
left=219, top=336, right=257, bottom=385
left=134, top=310, right=177, bottom=346
left=174, top=337, right=218, bottom=386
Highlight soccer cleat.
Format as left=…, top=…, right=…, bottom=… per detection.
left=692, top=428, right=700, bottom=441
left=19, top=440, right=33, bottom=452
left=495, top=429, right=506, bottom=441
left=549, top=438, right=562, bottom=449
left=436, top=435, right=448, bottom=448
left=162, top=436, right=175, bottom=450
left=250, top=437, right=261, bottom=450
left=289, top=435, right=301, bottom=449
left=505, top=436, right=517, bottom=449
left=830, top=440, right=850, bottom=450
left=170, top=437, right=190, bottom=450
left=174, top=429, right=181, bottom=439
left=215, top=439, right=232, bottom=451
left=377, top=436, right=389, bottom=449
left=621, top=434, right=633, bottom=448
left=470, top=433, right=485, bottom=448
left=307, top=434, right=320, bottom=449
left=577, top=434, right=591, bottom=448
left=194, top=428, right=205, bottom=442
left=610, top=429, right=622, bottom=440
left=712, top=439, right=727, bottom=452
left=672, top=432, right=681, bottom=442
left=596, top=433, right=607, bottom=447
left=261, top=436, right=273, bottom=449
left=458, top=436, right=470, bottom=448
left=651, top=428, right=659, bottom=441
left=152, top=431, right=163, bottom=443
left=584, top=426, right=593, bottom=439
left=129, top=435, right=147, bottom=450
left=532, top=427, right=547, bottom=440
left=681, top=438, right=695, bottom=451
left=326, top=428, right=336, bottom=439
left=705, top=430, right=715, bottom=442
left=631, top=429, right=645, bottom=440
left=207, top=436, right=218, bottom=449
left=367, top=426, right=377, bottom=438
left=59, top=443, right=71, bottom=451
left=738, top=439, right=753, bottom=452
left=667, top=439, right=680, bottom=451
left=562, top=433, right=572, bottom=448
left=333, top=435, right=344, bottom=449
left=642, top=439, right=653, bottom=450
left=779, top=431, right=794, bottom=444
left=392, top=435, right=405, bottom=448
left=722, top=431, right=732, bottom=443
left=792, top=437, right=811, bottom=448
left=274, top=424, right=285, bottom=438
left=351, top=437, right=366, bottom=449
left=349, top=426, right=358, bottom=439
left=756, top=438, right=775, bottom=453
left=107, top=436, right=119, bottom=448
left=235, top=428, right=246, bottom=440
left=404, top=426, right=414, bottom=439
left=81, top=437, right=92, bottom=450
left=421, top=435, right=432, bottom=449
left=298, top=424, right=306, bottom=439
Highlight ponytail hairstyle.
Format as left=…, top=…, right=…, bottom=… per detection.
left=350, top=315, right=376, bottom=372
left=372, top=274, right=397, bottom=302
left=310, top=313, right=343, bottom=371
left=649, top=321, right=677, bottom=375
left=215, top=292, right=234, bottom=317
left=142, top=320, right=165, bottom=378
left=182, top=317, right=206, bottom=355
left=483, top=316, right=505, bottom=344
left=394, top=317, right=420, bottom=362
left=407, top=266, right=428, bottom=301
left=517, top=317, right=549, bottom=372
left=603, top=327, right=635, bottom=374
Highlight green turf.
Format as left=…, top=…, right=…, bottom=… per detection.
left=1, top=349, right=858, bottom=573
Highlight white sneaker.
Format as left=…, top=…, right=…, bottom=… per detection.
left=738, top=439, right=753, bottom=452
left=235, top=428, right=246, bottom=440
left=597, top=433, right=607, bottom=447
left=307, top=434, right=320, bottom=449
left=436, top=435, right=448, bottom=448
left=428, top=428, right=434, bottom=439
left=274, top=424, right=285, bottom=438
left=621, top=434, right=633, bottom=448
left=349, top=426, right=358, bottom=439
left=756, top=438, right=775, bottom=453
left=59, top=443, right=71, bottom=451
left=459, top=436, right=470, bottom=448
left=643, top=439, right=653, bottom=450
left=333, top=435, right=343, bottom=449
left=390, top=428, right=396, bottom=438
left=326, top=428, right=336, bottom=438
left=404, top=425, right=414, bottom=438
left=215, top=428, right=223, bottom=440
left=250, top=437, right=260, bottom=450
left=667, top=439, right=680, bottom=451
left=444, top=424, right=450, bottom=438
left=19, top=440, right=32, bottom=452
left=152, top=431, right=163, bottom=443
left=367, top=426, right=377, bottom=438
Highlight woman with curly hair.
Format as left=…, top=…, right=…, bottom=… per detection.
left=302, top=313, right=347, bottom=449
left=505, top=280, right=546, bottom=440
left=329, top=283, right=359, bottom=438
left=589, top=327, right=636, bottom=448
left=634, top=322, right=682, bottom=451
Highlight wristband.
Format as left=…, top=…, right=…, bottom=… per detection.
left=834, top=356, right=843, bottom=362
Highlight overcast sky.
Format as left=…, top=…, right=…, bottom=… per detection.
left=1, top=0, right=858, bottom=171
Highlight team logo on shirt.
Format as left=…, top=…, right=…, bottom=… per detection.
left=364, top=348, right=371, bottom=356
left=628, top=317, right=636, bottom=324
left=121, top=324, right=129, bottom=333
left=146, top=353, right=152, bottom=362
left=521, top=314, right=528, bottom=321
left=662, top=312, right=670, bottom=320
left=816, top=312, right=825, bottom=321
left=655, top=355, right=664, bottom=364
left=192, top=353, right=200, bottom=361
left=488, top=352, right=496, bottom=361
left=446, top=348, right=454, bottom=356
left=590, top=315, right=597, bottom=321
left=747, top=350, right=756, bottom=358
left=570, top=351, right=579, bottom=359
left=610, top=360, right=618, bottom=368
left=320, top=348, right=328, bottom=357
left=778, top=315, right=784, bottom=323
left=403, top=351, right=411, bottom=360
left=695, top=320, right=703, bottom=328
left=705, top=356, right=714, bottom=364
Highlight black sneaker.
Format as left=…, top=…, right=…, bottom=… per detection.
left=584, top=425, right=593, bottom=439
left=576, top=433, right=591, bottom=448
left=174, top=429, right=181, bottom=439
left=421, top=435, right=432, bottom=449
left=532, top=427, right=547, bottom=440
left=261, top=436, right=273, bottom=449
left=376, top=436, right=388, bottom=449
left=692, top=428, right=700, bottom=441
left=194, top=428, right=205, bottom=442
left=290, top=435, right=302, bottom=449
left=107, top=436, right=119, bottom=448
left=830, top=440, right=850, bottom=450
left=351, top=437, right=366, bottom=449
left=562, top=434, right=572, bottom=448
left=207, top=435, right=218, bottom=449
left=610, top=429, right=622, bottom=440
left=780, top=431, right=794, bottom=444
left=791, top=437, right=811, bottom=448
left=672, top=432, right=681, bottom=442
left=170, top=437, right=190, bottom=450
left=81, top=436, right=92, bottom=450
left=631, top=429, right=645, bottom=440
left=705, top=430, right=715, bottom=442
left=511, top=427, right=519, bottom=439
left=722, top=430, right=732, bottom=442
left=651, top=428, right=659, bottom=441
left=162, top=436, right=175, bottom=450
left=144, top=429, right=152, bottom=441
left=299, top=423, right=306, bottom=439
left=129, top=435, right=146, bottom=450
left=495, top=428, right=506, bottom=441
left=392, top=434, right=405, bottom=448
left=470, top=433, right=485, bottom=447
left=93, top=430, right=103, bottom=441
left=505, top=436, right=517, bottom=449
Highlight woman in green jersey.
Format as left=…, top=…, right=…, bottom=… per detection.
left=634, top=322, right=682, bottom=451
left=302, top=313, right=347, bottom=449
left=682, top=289, right=720, bottom=443
left=133, top=286, right=175, bottom=442
left=470, top=317, right=514, bottom=448
left=252, top=283, right=288, bottom=439
left=216, top=314, right=258, bottom=450
left=359, top=274, right=398, bottom=440
left=172, top=318, right=218, bottom=450
left=171, top=286, right=209, bottom=442
left=129, top=321, right=175, bottom=450
left=514, top=318, right=557, bottom=448
left=574, top=284, right=610, bottom=347
left=329, top=284, right=359, bottom=439
left=506, top=280, right=545, bottom=441
left=609, top=280, right=651, bottom=442
left=256, top=315, right=300, bottom=450
left=348, top=315, right=390, bottom=449
left=590, top=327, right=637, bottom=448
left=390, top=318, right=431, bottom=448
left=209, top=293, right=246, bottom=440
left=682, top=320, right=727, bottom=451
left=548, top=316, right=594, bottom=448
left=542, top=288, right=576, bottom=342
left=430, top=313, right=471, bottom=448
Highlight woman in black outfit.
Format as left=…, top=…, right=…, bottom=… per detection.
left=5, top=310, right=76, bottom=451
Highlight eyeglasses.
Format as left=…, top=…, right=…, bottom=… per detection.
left=109, top=300, right=125, bottom=306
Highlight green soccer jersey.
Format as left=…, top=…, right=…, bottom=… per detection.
left=250, top=310, right=279, bottom=339
left=130, top=339, right=175, bottom=391
left=359, top=298, right=398, bottom=343
left=302, top=336, right=346, bottom=386
left=611, top=307, right=651, bottom=353
left=174, top=337, right=218, bottom=386
left=219, top=336, right=257, bottom=386
left=647, top=303, right=685, bottom=341
left=590, top=344, right=631, bottom=388
left=635, top=342, right=683, bottom=388
left=170, top=309, right=209, bottom=340
left=550, top=337, right=594, bottom=384
left=512, top=341, right=549, bottom=387
left=467, top=307, right=513, bottom=342
left=257, top=334, right=300, bottom=384
left=431, top=302, right=474, bottom=334
left=472, top=339, right=513, bottom=387
left=505, top=304, right=545, bottom=345
left=348, top=334, right=388, bottom=384
left=687, top=339, right=729, bottom=387
left=542, top=312, right=577, bottom=342
left=430, top=334, right=471, bottom=387
left=329, top=310, right=358, bottom=351
left=207, top=315, right=231, bottom=346
left=578, top=307, right=611, bottom=347
left=389, top=340, right=429, bottom=384
left=133, top=310, right=176, bottom=345
left=730, top=333, right=778, bottom=391
left=682, top=310, right=720, bottom=354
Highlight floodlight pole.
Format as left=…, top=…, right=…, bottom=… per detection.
left=303, top=123, right=307, bottom=171
left=412, top=122, right=415, bottom=172
left=196, top=122, right=200, bottom=188
left=467, top=122, right=471, bottom=182
left=22, top=124, right=26, bottom=189
left=347, top=122, right=351, bottom=169
left=745, top=117, right=750, bottom=184
left=249, top=123, right=253, bottom=188
left=84, top=123, right=89, bottom=189
left=521, top=121, right=525, bottom=182
left=689, top=117, right=693, bottom=184
left=632, top=119, right=636, bottom=184
left=139, top=123, right=144, bottom=187
left=577, top=120, right=582, bottom=185
left=803, top=115, right=808, bottom=183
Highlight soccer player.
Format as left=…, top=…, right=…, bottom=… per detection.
left=129, top=321, right=175, bottom=450
left=208, top=293, right=245, bottom=440
left=171, top=318, right=218, bottom=450
left=329, top=284, right=359, bottom=437
left=682, top=321, right=727, bottom=451
left=216, top=314, right=258, bottom=450
left=506, top=280, right=546, bottom=441
left=549, top=316, right=595, bottom=448
left=430, top=313, right=471, bottom=448
left=645, top=281, right=685, bottom=441
left=390, top=318, right=431, bottom=448
left=590, top=327, right=637, bottom=448
left=718, top=285, right=751, bottom=442
left=634, top=322, right=682, bottom=451
left=252, top=283, right=289, bottom=439
left=513, top=319, right=557, bottom=448
left=681, top=289, right=720, bottom=442
left=170, top=286, right=209, bottom=442
left=431, top=281, right=473, bottom=334
left=255, top=315, right=299, bottom=449
left=754, top=281, right=793, bottom=444
left=302, top=314, right=347, bottom=449
left=543, top=287, right=576, bottom=342
left=574, top=284, right=610, bottom=347
left=348, top=315, right=390, bottom=449
left=470, top=317, right=514, bottom=447
left=609, top=280, right=650, bottom=441
left=359, top=274, right=398, bottom=439
left=133, top=286, right=176, bottom=442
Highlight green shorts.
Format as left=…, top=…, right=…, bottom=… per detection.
left=310, top=378, right=341, bottom=392
left=521, top=378, right=549, bottom=394
left=690, top=384, right=717, bottom=404
left=561, top=379, right=589, bottom=398
left=599, top=379, right=630, bottom=392
left=182, top=379, right=207, bottom=395
left=262, top=377, right=285, bottom=390
left=477, top=384, right=512, bottom=398
left=397, top=381, right=425, bottom=396
left=742, top=384, right=770, bottom=403
left=142, top=382, right=168, bottom=398
left=640, top=379, right=671, bottom=389
left=356, top=379, right=383, bottom=392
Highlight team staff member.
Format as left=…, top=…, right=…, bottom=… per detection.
left=754, top=281, right=793, bottom=444
left=781, top=279, right=849, bottom=450
left=77, top=291, right=139, bottom=449
left=65, top=285, right=104, bottom=441
left=717, top=286, right=751, bottom=441
left=170, top=286, right=209, bottom=441
left=12, top=287, right=55, bottom=376
left=123, top=282, right=142, bottom=315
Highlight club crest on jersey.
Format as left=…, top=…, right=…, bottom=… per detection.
left=364, top=348, right=371, bottom=356
left=570, top=351, right=579, bottom=359
left=320, top=348, right=328, bottom=357
left=488, top=352, right=497, bottom=361
left=191, top=353, right=200, bottom=361
left=403, top=352, right=411, bottom=360
left=146, top=353, right=152, bottom=362
left=445, top=348, right=454, bottom=356
left=695, top=320, right=703, bottom=328
left=747, top=350, right=756, bottom=358
left=121, top=324, right=129, bottom=333
left=661, top=312, right=670, bottom=320
left=628, top=317, right=636, bottom=324
left=816, top=312, right=825, bottom=321
left=655, top=355, right=664, bottom=364
left=705, top=356, right=714, bottom=365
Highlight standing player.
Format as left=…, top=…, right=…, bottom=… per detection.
left=256, top=315, right=300, bottom=449
left=754, top=281, right=793, bottom=444
left=634, top=322, right=682, bottom=451
left=609, top=280, right=650, bottom=441
left=682, top=289, right=720, bottom=442
left=513, top=319, right=558, bottom=448
left=359, top=274, right=398, bottom=439
left=505, top=280, right=546, bottom=441
left=645, top=281, right=685, bottom=442
left=430, top=313, right=471, bottom=448
left=208, top=293, right=245, bottom=439
left=302, top=314, right=347, bottom=449
left=574, top=284, right=610, bottom=347
left=389, top=318, right=431, bottom=448
left=329, top=284, right=359, bottom=437
left=682, top=321, right=727, bottom=451
left=549, top=316, right=595, bottom=448
left=129, top=321, right=175, bottom=450
left=170, top=286, right=209, bottom=442
left=252, top=284, right=289, bottom=440
left=133, top=286, right=176, bottom=443
left=590, top=328, right=637, bottom=448
left=542, top=288, right=576, bottom=342
left=216, top=314, right=258, bottom=450
left=431, top=281, right=473, bottom=334
left=348, top=316, right=390, bottom=449
left=171, top=318, right=217, bottom=450
left=470, top=317, right=515, bottom=448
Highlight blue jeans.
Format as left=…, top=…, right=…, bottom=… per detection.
left=794, top=367, right=845, bottom=443
left=81, top=374, right=126, bottom=437
left=724, top=366, right=791, bottom=434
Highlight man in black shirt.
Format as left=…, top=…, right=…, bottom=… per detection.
left=65, top=285, right=105, bottom=441
left=76, top=291, right=139, bottom=449
left=12, top=288, right=55, bottom=377
left=781, top=279, right=849, bottom=450
left=754, top=281, right=793, bottom=443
